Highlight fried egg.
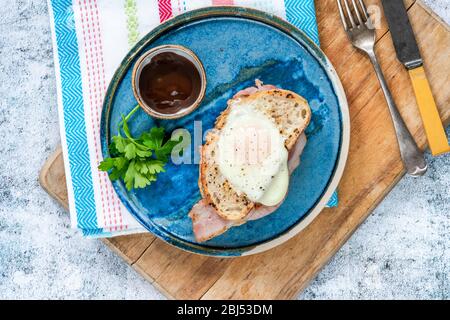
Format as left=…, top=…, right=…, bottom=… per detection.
left=217, top=102, right=289, bottom=206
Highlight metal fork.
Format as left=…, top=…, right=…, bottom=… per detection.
left=337, top=0, right=427, bottom=176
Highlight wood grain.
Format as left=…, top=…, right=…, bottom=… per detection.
left=39, top=0, right=450, bottom=300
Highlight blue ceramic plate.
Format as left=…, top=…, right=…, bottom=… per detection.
left=101, top=7, right=350, bottom=257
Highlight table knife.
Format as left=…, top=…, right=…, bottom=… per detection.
left=381, top=0, right=450, bottom=156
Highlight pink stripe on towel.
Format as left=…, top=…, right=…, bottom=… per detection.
left=212, top=0, right=235, bottom=5
left=158, top=0, right=173, bottom=22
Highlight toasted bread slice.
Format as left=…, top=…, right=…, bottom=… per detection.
left=199, top=88, right=311, bottom=221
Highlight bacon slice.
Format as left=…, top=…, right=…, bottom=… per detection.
left=189, top=200, right=235, bottom=243
left=189, top=133, right=307, bottom=242
left=233, top=79, right=277, bottom=98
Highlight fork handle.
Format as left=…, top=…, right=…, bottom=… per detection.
left=366, top=50, right=427, bottom=176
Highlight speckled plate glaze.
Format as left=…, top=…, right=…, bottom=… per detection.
left=101, top=7, right=350, bottom=257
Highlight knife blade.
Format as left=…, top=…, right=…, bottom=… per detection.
left=381, top=0, right=450, bottom=156
left=380, top=0, right=422, bottom=69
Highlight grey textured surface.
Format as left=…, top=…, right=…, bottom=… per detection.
left=0, top=0, right=448, bottom=300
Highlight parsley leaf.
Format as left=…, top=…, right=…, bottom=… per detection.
left=98, top=158, right=115, bottom=171
left=124, top=160, right=136, bottom=191
left=155, top=137, right=183, bottom=161
left=135, top=147, right=152, bottom=158
left=124, top=143, right=136, bottom=160
left=112, top=136, right=127, bottom=153
left=114, top=157, right=128, bottom=170
left=141, top=127, right=165, bottom=150
left=98, top=105, right=182, bottom=191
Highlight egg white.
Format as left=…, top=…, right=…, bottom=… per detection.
left=217, top=102, right=289, bottom=206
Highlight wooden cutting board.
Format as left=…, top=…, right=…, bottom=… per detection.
left=39, top=0, right=450, bottom=299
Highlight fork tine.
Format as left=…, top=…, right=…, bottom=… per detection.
left=351, top=0, right=363, bottom=25
left=336, top=0, right=348, bottom=30
left=358, top=0, right=369, bottom=20
left=343, top=0, right=356, bottom=27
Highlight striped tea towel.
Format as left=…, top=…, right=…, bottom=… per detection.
left=47, top=0, right=338, bottom=238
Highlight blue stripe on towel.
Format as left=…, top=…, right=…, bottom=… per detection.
left=50, top=0, right=99, bottom=228
left=284, top=0, right=320, bottom=45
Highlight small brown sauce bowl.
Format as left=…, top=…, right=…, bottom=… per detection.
left=132, top=45, right=207, bottom=120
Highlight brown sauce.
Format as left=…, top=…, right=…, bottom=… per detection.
left=138, top=52, right=201, bottom=115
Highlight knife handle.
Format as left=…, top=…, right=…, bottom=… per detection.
left=409, top=66, right=450, bottom=156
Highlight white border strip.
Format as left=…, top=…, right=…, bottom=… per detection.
left=47, top=0, right=77, bottom=228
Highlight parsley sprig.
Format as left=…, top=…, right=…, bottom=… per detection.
left=98, top=105, right=182, bottom=191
